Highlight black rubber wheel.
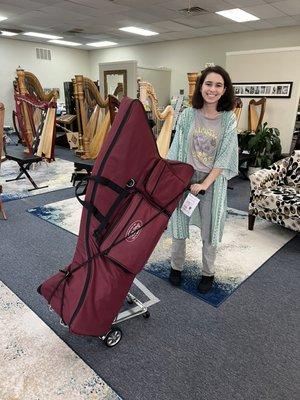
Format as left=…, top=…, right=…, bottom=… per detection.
left=104, top=327, right=122, bottom=347
left=142, top=311, right=150, bottom=319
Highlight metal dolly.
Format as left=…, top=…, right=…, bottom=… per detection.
left=99, top=292, right=150, bottom=347
left=52, top=281, right=156, bottom=348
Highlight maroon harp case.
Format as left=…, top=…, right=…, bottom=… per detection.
left=38, top=97, right=194, bottom=337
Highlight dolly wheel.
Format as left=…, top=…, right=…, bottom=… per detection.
left=143, top=311, right=150, bottom=319
left=104, top=327, right=122, bottom=347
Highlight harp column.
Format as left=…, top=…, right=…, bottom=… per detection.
left=16, top=67, right=34, bottom=151
left=75, top=75, right=92, bottom=159
left=187, top=72, right=198, bottom=105
left=73, top=78, right=84, bottom=155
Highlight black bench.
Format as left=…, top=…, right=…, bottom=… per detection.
left=71, top=158, right=95, bottom=186
left=5, top=147, right=48, bottom=191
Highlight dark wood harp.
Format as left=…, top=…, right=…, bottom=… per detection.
left=13, top=68, right=58, bottom=160
left=248, top=97, right=266, bottom=133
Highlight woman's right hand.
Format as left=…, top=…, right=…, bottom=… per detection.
left=190, top=183, right=206, bottom=196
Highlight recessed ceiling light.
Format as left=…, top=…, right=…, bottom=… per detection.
left=0, top=16, right=8, bottom=22
left=23, top=32, right=63, bottom=40
left=86, top=41, right=118, bottom=47
left=1, top=30, right=18, bottom=36
left=48, top=39, right=81, bottom=47
left=119, top=26, right=159, bottom=36
left=215, top=8, right=259, bottom=23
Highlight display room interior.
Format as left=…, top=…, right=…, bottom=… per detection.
left=0, top=1, right=299, bottom=399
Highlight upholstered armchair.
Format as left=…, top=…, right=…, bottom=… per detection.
left=248, top=151, right=300, bottom=232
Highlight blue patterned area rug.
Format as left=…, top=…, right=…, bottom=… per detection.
left=28, top=198, right=295, bottom=307
left=0, top=281, right=121, bottom=399
left=0, top=158, right=74, bottom=202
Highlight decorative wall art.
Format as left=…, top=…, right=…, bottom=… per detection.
left=233, top=82, right=293, bottom=98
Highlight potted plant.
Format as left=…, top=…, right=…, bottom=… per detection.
left=245, top=122, right=282, bottom=174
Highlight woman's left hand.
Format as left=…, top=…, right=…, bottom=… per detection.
left=190, top=183, right=207, bottom=196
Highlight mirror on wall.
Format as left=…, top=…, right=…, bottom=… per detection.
left=104, top=69, right=127, bottom=100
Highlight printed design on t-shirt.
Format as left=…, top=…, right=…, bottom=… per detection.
left=191, top=126, right=218, bottom=165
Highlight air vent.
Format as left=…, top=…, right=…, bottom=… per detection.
left=36, top=48, right=52, bottom=61
left=179, top=6, right=207, bottom=15
left=65, top=28, right=84, bottom=34
left=1, top=28, right=24, bottom=33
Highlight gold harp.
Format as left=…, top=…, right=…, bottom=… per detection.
left=139, top=81, right=174, bottom=158
left=73, top=76, right=112, bottom=159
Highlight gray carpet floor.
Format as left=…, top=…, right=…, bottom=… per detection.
left=0, top=146, right=299, bottom=400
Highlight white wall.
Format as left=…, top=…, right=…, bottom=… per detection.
left=137, top=67, right=171, bottom=108
left=226, top=48, right=300, bottom=153
left=0, top=38, right=90, bottom=125
left=98, top=60, right=137, bottom=98
left=89, top=26, right=300, bottom=99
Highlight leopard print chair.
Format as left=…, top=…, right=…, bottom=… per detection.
left=248, top=150, right=300, bottom=232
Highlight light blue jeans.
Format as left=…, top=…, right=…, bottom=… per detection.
left=171, top=171, right=217, bottom=277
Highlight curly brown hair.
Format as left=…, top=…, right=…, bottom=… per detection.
left=191, top=65, right=235, bottom=111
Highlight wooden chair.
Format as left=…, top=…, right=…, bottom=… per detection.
left=0, top=102, right=7, bottom=219
left=248, top=97, right=266, bottom=133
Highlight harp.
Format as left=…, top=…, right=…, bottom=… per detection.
left=0, top=102, right=7, bottom=219
left=248, top=97, right=266, bottom=133
left=187, top=72, right=199, bottom=104
left=138, top=81, right=174, bottom=158
left=13, top=68, right=58, bottom=160
left=73, top=75, right=113, bottom=159
left=234, top=97, right=243, bottom=128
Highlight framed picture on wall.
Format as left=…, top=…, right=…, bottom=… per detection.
left=232, top=82, right=293, bottom=98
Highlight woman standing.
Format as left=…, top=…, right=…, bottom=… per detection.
left=168, top=66, right=238, bottom=293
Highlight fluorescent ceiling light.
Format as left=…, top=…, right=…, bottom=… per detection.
left=215, top=8, right=259, bottom=22
left=48, top=39, right=81, bottom=47
left=23, top=32, right=63, bottom=40
left=1, top=30, right=18, bottom=36
left=119, top=26, right=158, bottom=36
left=0, top=16, right=8, bottom=22
left=86, top=41, right=118, bottom=47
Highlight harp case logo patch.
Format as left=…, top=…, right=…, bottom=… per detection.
left=126, top=220, right=143, bottom=242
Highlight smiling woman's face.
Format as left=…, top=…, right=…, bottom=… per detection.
left=201, top=72, right=226, bottom=106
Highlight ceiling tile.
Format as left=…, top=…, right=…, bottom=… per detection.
left=113, top=0, right=163, bottom=6
left=222, top=22, right=257, bottom=32
left=0, top=0, right=299, bottom=48
left=150, top=20, right=197, bottom=32
left=67, top=0, right=130, bottom=13
left=243, top=19, right=275, bottom=29
left=0, top=0, right=50, bottom=10
left=243, top=4, right=287, bottom=18
left=292, top=13, right=300, bottom=21
left=200, top=25, right=233, bottom=34
left=271, top=0, right=300, bottom=15
left=225, top=0, right=266, bottom=6
left=266, top=15, right=299, bottom=26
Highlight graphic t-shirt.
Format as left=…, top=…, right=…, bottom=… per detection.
left=187, top=109, right=222, bottom=172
